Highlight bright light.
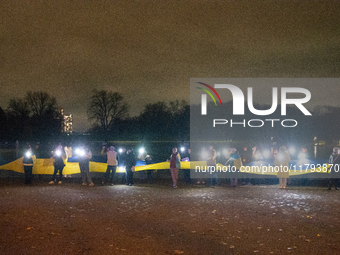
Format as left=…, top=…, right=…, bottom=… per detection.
left=254, top=152, right=262, bottom=160
left=201, top=151, right=208, bottom=160
left=25, top=151, right=32, bottom=158
left=118, top=148, right=123, bottom=153
left=76, top=148, right=85, bottom=156
left=277, top=153, right=284, bottom=161
left=263, top=150, right=271, bottom=159
left=139, top=147, right=145, bottom=154
left=288, top=147, right=296, bottom=155
left=222, top=149, right=228, bottom=155
left=55, top=150, right=61, bottom=156
left=180, top=147, right=185, bottom=152
left=298, top=152, right=306, bottom=159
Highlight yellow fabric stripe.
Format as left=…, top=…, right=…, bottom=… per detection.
left=0, top=159, right=332, bottom=176
left=0, top=158, right=126, bottom=174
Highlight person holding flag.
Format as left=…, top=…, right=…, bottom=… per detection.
left=78, top=145, right=94, bottom=187
left=49, top=145, right=66, bottom=184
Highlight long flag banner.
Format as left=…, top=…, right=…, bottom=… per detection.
left=0, top=158, right=333, bottom=177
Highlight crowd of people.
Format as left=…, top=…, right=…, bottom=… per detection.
left=21, top=143, right=340, bottom=190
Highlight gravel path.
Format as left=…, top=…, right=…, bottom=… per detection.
left=1, top=179, right=340, bottom=255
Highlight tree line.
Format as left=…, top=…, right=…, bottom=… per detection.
left=87, top=90, right=189, bottom=141
left=0, top=90, right=190, bottom=142
left=0, top=91, right=61, bottom=141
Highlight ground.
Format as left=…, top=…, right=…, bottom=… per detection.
left=1, top=177, right=340, bottom=255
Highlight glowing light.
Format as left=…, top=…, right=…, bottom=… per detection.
left=288, top=147, right=296, bottom=155
left=119, top=148, right=123, bottom=153
left=277, top=153, right=284, bottom=161
left=139, top=147, right=145, bottom=154
left=298, top=152, right=306, bottom=159
left=254, top=151, right=262, bottom=160
left=76, top=148, right=85, bottom=156
left=201, top=151, right=208, bottom=160
left=180, top=147, right=185, bottom=152
left=55, top=150, right=61, bottom=156
left=263, top=150, right=271, bottom=159
left=25, top=151, right=32, bottom=158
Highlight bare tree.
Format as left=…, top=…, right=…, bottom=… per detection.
left=5, top=92, right=61, bottom=140
left=7, top=98, right=30, bottom=118
left=169, top=100, right=188, bottom=116
left=87, top=90, right=129, bottom=132
left=25, top=91, right=58, bottom=117
left=25, top=91, right=61, bottom=139
left=6, top=98, right=31, bottom=139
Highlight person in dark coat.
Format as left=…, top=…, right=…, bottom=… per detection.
left=239, top=147, right=252, bottom=185
left=125, top=149, right=136, bottom=186
left=181, top=148, right=191, bottom=184
left=23, top=146, right=35, bottom=184
left=78, top=145, right=94, bottom=186
left=49, top=145, right=66, bottom=184
left=207, top=145, right=217, bottom=187
left=144, top=154, right=155, bottom=183
left=328, top=147, right=340, bottom=190
left=118, top=147, right=127, bottom=184
left=225, top=148, right=242, bottom=188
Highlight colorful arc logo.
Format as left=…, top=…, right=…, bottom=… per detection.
left=196, top=82, right=223, bottom=106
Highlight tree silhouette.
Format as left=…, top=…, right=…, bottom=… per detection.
left=25, top=91, right=61, bottom=139
left=169, top=100, right=189, bottom=140
left=87, top=90, right=129, bottom=134
left=137, top=100, right=189, bottom=141
left=5, top=92, right=61, bottom=140
left=25, top=91, right=58, bottom=117
left=0, top=106, right=7, bottom=140
left=139, top=101, right=171, bottom=140
left=6, top=98, right=31, bottom=139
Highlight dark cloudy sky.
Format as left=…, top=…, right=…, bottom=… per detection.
left=1, top=1, right=340, bottom=131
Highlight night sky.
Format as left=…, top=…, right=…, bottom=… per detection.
left=1, top=1, right=340, bottom=131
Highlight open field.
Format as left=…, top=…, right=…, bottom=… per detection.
left=1, top=177, right=340, bottom=255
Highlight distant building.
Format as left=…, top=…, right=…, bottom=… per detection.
left=60, top=109, right=73, bottom=134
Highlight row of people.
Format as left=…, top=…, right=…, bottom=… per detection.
left=23, top=145, right=185, bottom=188
left=21, top=144, right=340, bottom=190
left=23, top=144, right=137, bottom=187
